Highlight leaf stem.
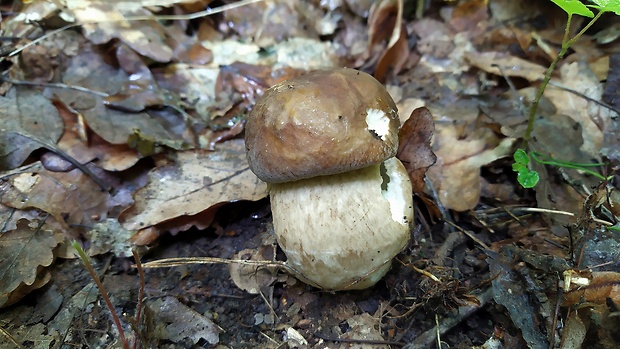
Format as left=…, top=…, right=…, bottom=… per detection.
left=530, top=151, right=606, bottom=180
left=132, top=249, right=145, bottom=349
left=524, top=10, right=605, bottom=141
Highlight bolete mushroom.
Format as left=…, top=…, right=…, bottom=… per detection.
left=245, top=68, right=413, bottom=290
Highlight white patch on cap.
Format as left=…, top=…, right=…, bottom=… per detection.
left=365, top=108, right=391, bottom=140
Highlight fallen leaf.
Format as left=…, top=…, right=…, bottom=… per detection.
left=82, top=219, right=136, bottom=257
left=66, top=1, right=173, bottom=62
left=52, top=49, right=182, bottom=148
left=144, top=296, right=221, bottom=345
left=465, top=50, right=547, bottom=81
left=120, top=139, right=268, bottom=231
left=396, top=107, right=436, bottom=195
left=563, top=270, right=620, bottom=308
left=449, top=0, right=489, bottom=32
left=223, top=0, right=310, bottom=47
left=488, top=248, right=551, bottom=349
left=427, top=122, right=515, bottom=211
left=0, top=87, right=63, bottom=170
left=544, top=60, right=612, bottom=156
left=51, top=97, right=141, bottom=172
left=337, top=313, right=390, bottom=349
left=0, top=219, right=60, bottom=308
left=229, top=246, right=278, bottom=294
left=368, top=0, right=408, bottom=82
left=0, top=166, right=111, bottom=228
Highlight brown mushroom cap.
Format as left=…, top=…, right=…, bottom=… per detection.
left=245, top=68, right=400, bottom=183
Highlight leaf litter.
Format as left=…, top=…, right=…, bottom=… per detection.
left=0, top=0, right=619, bottom=348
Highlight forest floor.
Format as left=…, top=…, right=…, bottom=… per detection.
left=1, top=0, right=619, bottom=348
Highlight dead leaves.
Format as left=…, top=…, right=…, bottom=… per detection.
left=120, top=139, right=267, bottom=232
left=397, top=107, right=436, bottom=195
left=0, top=88, right=63, bottom=169
left=0, top=219, right=61, bottom=307
left=0, top=0, right=618, bottom=347
left=1, top=166, right=111, bottom=229
left=144, top=296, right=221, bottom=346
left=464, top=51, right=547, bottom=81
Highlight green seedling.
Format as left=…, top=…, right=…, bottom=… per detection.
left=512, top=149, right=540, bottom=188
left=513, top=149, right=610, bottom=188
left=514, top=0, right=620, bottom=188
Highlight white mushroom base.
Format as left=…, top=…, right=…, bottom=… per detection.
left=269, top=157, right=414, bottom=290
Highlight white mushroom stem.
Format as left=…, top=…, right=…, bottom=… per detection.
left=269, top=157, right=414, bottom=290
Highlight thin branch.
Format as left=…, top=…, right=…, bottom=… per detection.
left=0, top=76, right=109, bottom=97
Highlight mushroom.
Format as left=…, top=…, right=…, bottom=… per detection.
left=244, top=68, right=413, bottom=290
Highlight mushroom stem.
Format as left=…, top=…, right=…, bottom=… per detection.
left=269, top=157, right=413, bottom=290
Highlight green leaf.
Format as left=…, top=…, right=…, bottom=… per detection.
left=590, top=0, right=620, bottom=15
left=512, top=163, right=526, bottom=173
left=549, top=0, right=595, bottom=17
left=513, top=149, right=530, bottom=165
left=517, top=170, right=540, bottom=188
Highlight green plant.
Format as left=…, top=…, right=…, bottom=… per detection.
left=512, top=149, right=540, bottom=188
left=514, top=0, right=620, bottom=188
left=513, top=149, right=611, bottom=188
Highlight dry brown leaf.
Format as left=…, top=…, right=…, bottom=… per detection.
left=410, top=19, right=454, bottom=59
left=229, top=246, right=278, bottom=294
left=544, top=61, right=613, bottom=156
left=336, top=313, right=389, bottom=349
left=531, top=114, right=595, bottom=225
left=0, top=166, right=111, bottom=228
left=144, top=296, right=221, bottom=345
left=120, top=139, right=268, bottom=231
left=0, top=87, right=63, bottom=170
left=66, top=1, right=173, bottom=62
left=367, top=0, right=408, bottom=82
left=52, top=49, right=181, bottom=148
left=0, top=219, right=61, bottom=308
left=563, top=270, right=620, bottom=308
left=464, top=51, right=547, bottom=82
left=51, top=97, right=140, bottom=172
left=104, top=44, right=167, bottom=112
left=396, top=107, right=436, bottom=195
left=427, top=123, right=514, bottom=211
left=449, top=0, right=488, bottom=33
left=223, top=0, right=310, bottom=47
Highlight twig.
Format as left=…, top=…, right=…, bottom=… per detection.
left=445, top=221, right=490, bottom=250
left=140, top=256, right=289, bottom=269
left=139, top=255, right=392, bottom=291
left=434, top=314, right=441, bottom=349
left=0, top=326, right=25, bottom=349
left=0, top=76, right=109, bottom=97
left=517, top=207, right=574, bottom=216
